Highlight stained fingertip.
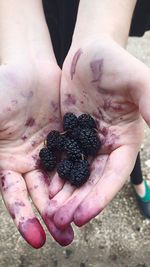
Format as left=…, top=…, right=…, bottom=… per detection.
left=56, top=225, right=74, bottom=247
left=18, top=218, right=46, bottom=249
left=53, top=207, right=73, bottom=230
left=43, top=213, right=74, bottom=246
left=73, top=212, right=90, bottom=227
left=74, top=204, right=103, bottom=227
left=73, top=206, right=87, bottom=227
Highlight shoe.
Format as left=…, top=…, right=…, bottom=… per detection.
left=134, top=179, right=150, bottom=219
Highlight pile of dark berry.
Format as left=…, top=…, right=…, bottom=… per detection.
left=39, top=113, right=101, bottom=187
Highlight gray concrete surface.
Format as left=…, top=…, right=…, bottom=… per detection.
left=1, top=33, right=150, bottom=267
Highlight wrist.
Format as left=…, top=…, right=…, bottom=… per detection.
left=72, top=0, right=137, bottom=48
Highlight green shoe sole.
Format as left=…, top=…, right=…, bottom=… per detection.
left=135, top=180, right=150, bottom=219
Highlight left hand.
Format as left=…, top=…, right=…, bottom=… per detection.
left=48, top=39, right=148, bottom=233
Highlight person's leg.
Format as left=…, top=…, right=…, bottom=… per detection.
left=131, top=153, right=150, bottom=218
left=131, top=153, right=143, bottom=185
left=128, top=0, right=150, bottom=216
left=130, top=153, right=145, bottom=197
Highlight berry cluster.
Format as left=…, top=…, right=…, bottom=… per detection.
left=39, top=113, right=101, bottom=187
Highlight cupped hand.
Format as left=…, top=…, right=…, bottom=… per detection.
left=0, top=61, right=74, bottom=248
left=49, top=39, right=150, bottom=232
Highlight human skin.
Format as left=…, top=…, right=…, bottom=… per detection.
left=47, top=0, right=150, bottom=236
left=0, top=0, right=74, bottom=248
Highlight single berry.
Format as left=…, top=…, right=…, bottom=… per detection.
left=56, top=134, right=67, bottom=151
left=39, top=147, right=57, bottom=171
left=78, top=113, right=97, bottom=129
left=57, top=159, right=73, bottom=180
left=63, top=112, right=78, bottom=131
left=69, top=160, right=90, bottom=187
left=78, top=128, right=101, bottom=156
left=64, top=138, right=83, bottom=161
left=47, top=130, right=60, bottom=151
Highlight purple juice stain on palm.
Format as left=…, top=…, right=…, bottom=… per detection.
left=21, top=135, right=27, bottom=141
left=21, top=90, right=34, bottom=100
left=97, top=107, right=105, bottom=121
left=36, top=170, right=51, bottom=187
left=14, top=201, right=26, bottom=207
left=97, top=86, right=116, bottom=96
left=25, top=117, right=35, bottom=127
left=32, top=155, right=41, bottom=168
left=6, top=107, right=12, bottom=112
left=103, top=98, right=112, bottom=111
left=101, top=127, right=109, bottom=137
left=9, top=201, right=26, bottom=219
left=103, top=98, right=124, bottom=113
left=0, top=175, right=5, bottom=188
left=18, top=218, right=46, bottom=248
left=11, top=99, right=18, bottom=105
left=41, top=171, right=51, bottom=187
left=51, top=101, right=59, bottom=113
left=63, top=94, right=76, bottom=106
left=97, top=107, right=112, bottom=124
left=34, top=185, right=38, bottom=189
left=31, top=140, right=38, bottom=147
left=70, top=49, right=83, bottom=80
left=111, top=103, right=124, bottom=112
left=48, top=116, right=59, bottom=124
left=104, top=132, right=119, bottom=152
left=0, top=173, right=16, bottom=192
left=90, top=59, right=103, bottom=83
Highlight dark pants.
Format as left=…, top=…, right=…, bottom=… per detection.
left=43, top=0, right=150, bottom=185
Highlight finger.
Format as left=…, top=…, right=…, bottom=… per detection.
left=47, top=181, right=76, bottom=219
left=24, top=169, right=74, bottom=246
left=0, top=170, right=46, bottom=249
left=48, top=172, right=65, bottom=198
left=73, top=145, right=138, bottom=226
left=53, top=155, right=108, bottom=229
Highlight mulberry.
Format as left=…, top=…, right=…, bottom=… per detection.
left=63, top=112, right=78, bottom=131
left=64, top=138, right=83, bottom=161
left=57, top=159, right=73, bottom=180
left=69, top=160, right=90, bottom=187
left=39, top=147, right=57, bottom=171
left=79, top=128, right=101, bottom=156
left=47, top=130, right=60, bottom=151
left=78, top=113, right=97, bottom=129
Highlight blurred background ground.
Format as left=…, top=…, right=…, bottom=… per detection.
left=1, top=32, right=150, bottom=267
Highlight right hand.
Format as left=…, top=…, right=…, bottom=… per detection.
left=0, top=60, right=74, bottom=248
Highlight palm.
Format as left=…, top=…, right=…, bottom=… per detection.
left=0, top=63, right=60, bottom=172
left=0, top=62, right=74, bottom=247
left=49, top=40, right=147, bottom=234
